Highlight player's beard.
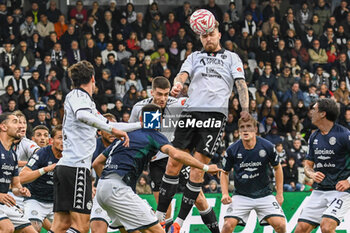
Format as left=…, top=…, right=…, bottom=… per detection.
left=204, top=41, right=220, bottom=52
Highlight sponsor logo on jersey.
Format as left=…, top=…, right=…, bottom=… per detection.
left=240, top=161, right=262, bottom=168
left=242, top=173, right=259, bottom=179
left=143, top=110, right=161, bottom=129
left=317, top=155, right=331, bottom=160
left=200, top=57, right=224, bottom=66
left=317, top=163, right=323, bottom=168
left=314, top=148, right=335, bottom=155
left=329, top=137, right=336, bottom=145
left=1, top=164, right=14, bottom=171
left=237, top=67, right=243, bottom=72
left=244, top=167, right=258, bottom=172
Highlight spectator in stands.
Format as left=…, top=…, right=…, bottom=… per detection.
left=283, top=156, right=302, bottom=191
left=59, top=24, right=78, bottom=51
left=310, top=14, right=323, bottom=38
left=265, top=125, right=283, bottom=144
left=333, top=0, right=349, bottom=22
left=262, top=15, right=280, bottom=37
left=0, top=85, right=17, bottom=111
left=259, top=115, right=276, bottom=137
left=314, top=0, right=331, bottom=26
left=125, top=72, right=142, bottom=92
left=67, top=40, right=86, bottom=64
left=295, top=100, right=308, bottom=120
left=87, top=1, right=103, bottom=23
left=334, top=80, right=349, bottom=106
left=140, top=32, right=155, bottom=55
left=50, top=43, right=65, bottom=67
left=44, top=68, right=60, bottom=98
left=256, top=64, right=277, bottom=90
left=204, top=0, right=223, bottom=22
left=255, top=40, right=272, bottom=64
left=122, top=3, right=136, bottom=24
left=227, top=2, right=239, bottom=24
left=241, top=11, right=256, bottom=37
left=6, top=98, right=17, bottom=112
left=255, top=82, right=278, bottom=107
left=320, top=27, right=335, bottom=50
left=291, top=39, right=310, bottom=70
left=277, top=112, right=293, bottom=137
left=23, top=97, right=38, bottom=126
left=174, top=27, right=190, bottom=51
left=37, top=13, right=54, bottom=38
left=44, top=31, right=58, bottom=52
left=113, top=15, right=132, bottom=41
left=32, top=110, right=51, bottom=129
left=335, top=53, right=349, bottom=79
left=220, top=12, right=234, bottom=35
left=131, top=12, right=147, bottom=41
left=282, top=82, right=305, bottom=107
left=54, top=14, right=67, bottom=40
left=267, top=26, right=280, bottom=51
left=109, top=99, right=125, bottom=122
left=123, top=85, right=139, bottom=111
left=313, top=66, right=330, bottom=88
left=2, top=15, right=20, bottom=45
left=116, top=42, right=132, bottom=63
left=45, top=95, right=60, bottom=120
left=28, top=70, right=45, bottom=102
left=221, top=26, right=239, bottom=45
left=303, top=84, right=318, bottom=107
left=59, top=58, right=72, bottom=96
left=37, top=54, right=52, bottom=81
left=136, top=175, right=152, bottom=195
left=13, top=40, right=35, bottom=74
left=27, top=32, right=44, bottom=60
left=340, top=108, right=350, bottom=129
left=25, top=2, right=43, bottom=25
left=291, top=114, right=303, bottom=133
left=276, top=66, right=295, bottom=100
left=302, top=26, right=317, bottom=50
left=101, top=42, right=117, bottom=65
left=244, top=0, right=263, bottom=27
left=12, top=8, right=24, bottom=25
left=165, top=12, right=180, bottom=40
left=139, top=55, right=153, bottom=89
left=263, top=0, right=280, bottom=23
left=84, top=38, right=100, bottom=63
left=329, top=68, right=340, bottom=92
left=273, top=40, right=291, bottom=63
left=20, top=15, right=36, bottom=40
left=126, top=32, right=141, bottom=53
left=148, top=13, right=166, bottom=38
left=106, top=53, right=125, bottom=79
left=296, top=2, right=312, bottom=30
left=308, top=39, right=328, bottom=72
left=281, top=13, right=302, bottom=37
left=258, top=97, right=276, bottom=121
left=46, top=0, right=61, bottom=23
left=335, top=25, right=347, bottom=52
left=0, top=41, right=16, bottom=76
left=70, top=0, right=87, bottom=27
left=106, top=0, right=120, bottom=24
left=99, top=12, right=114, bottom=41
left=124, top=56, right=139, bottom=78
left=8, top=67, right=28, bottom=95
left=153, top=55, right=169, bottom=77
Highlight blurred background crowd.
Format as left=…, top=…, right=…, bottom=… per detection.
left=0, top=0, right=349, bottom=194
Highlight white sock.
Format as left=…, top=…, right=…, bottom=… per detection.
left=156, top=210, right=166, bottom=222
left=199, top=206, right=211, bottom=215
left=175, top=218, right=184, bottom=227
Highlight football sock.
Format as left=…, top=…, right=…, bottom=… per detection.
left=176, top=181, right=202, bottom=221
left=156, top=174, right=179, bottom=222
left=200, top=207, right=220, bottom=233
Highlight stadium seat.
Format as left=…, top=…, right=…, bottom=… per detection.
left=22, top=73, right=32, bottom=87
left=34, top=59, right=42, bottom=69
left=248, top=59, right=257, bottom=73
left=3, top=75, right=13, bottom=88
left=107, top=103, right=114, bottom=109
left=248, top=87, right=257, bottom=99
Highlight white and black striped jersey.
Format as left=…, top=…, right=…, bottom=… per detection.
left=180, top=49, right=244, bottom=117
left=15, top=138, right=39, bottom=162
left=129, top=96, right=187, bottom=161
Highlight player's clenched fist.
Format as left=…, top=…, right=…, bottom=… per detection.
left=221, top=194, right=232, bottom=205
left=312, top=171, right=325, bottom=183
left=171, top=82, right=183, bottom=96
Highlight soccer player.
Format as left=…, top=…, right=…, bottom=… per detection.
left=90, top=113, right=117, bottom=233
left=19, top=125, right=63, bottom=232
left=220, top=116, right=286, bottom=233
left=31, top=125, right=50, bottom=148
left=130, top=76, right=218, bottom=231
left=0, top=112, right=36, bottom=233
left=93, top=103, right=222, bottom=233
left=295, top=98, right=350, bottom=233
left=156, top=20, right=250, bottom=233
left=50, top=61, right=141, bottom=233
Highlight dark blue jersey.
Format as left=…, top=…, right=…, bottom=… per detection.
left=222, top=136, right=279, bottom=198
left=101, top=129, right=169, bottom=190
left=92, top=137, right=107, bottom=163
left=306, top=123, right=350, bottom=192
left=0, top=142, right=18, bottom=193
left=25, top=146, right=59, bottom=202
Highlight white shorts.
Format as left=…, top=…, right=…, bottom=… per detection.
left=298, top=190, right=350, bottom=226
left=96, top=174, right=158, bottom=232
left=224, top=195, right=285, bottom=226
left=8, top=192, right=24, bottom=210
left=0, top=203, right=30, bottom=230
left=90, top=196, right=111, bottom=225
left=23, top=199, right=54, bottom=223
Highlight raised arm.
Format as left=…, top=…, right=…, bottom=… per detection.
left=19, top=164, right=56, bottom=184
left=235, top=79, right=250, bottom=120
left=171, top=72, right=189, bottom=96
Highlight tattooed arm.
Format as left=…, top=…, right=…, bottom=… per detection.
left=304, top=160, right=325, bottom=183
left=171, top=72, right=189, bottom=96
left=235, top=79, right=250, bottom=120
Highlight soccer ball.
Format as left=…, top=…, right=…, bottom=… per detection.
left=190, top=9, right=216, bottom=35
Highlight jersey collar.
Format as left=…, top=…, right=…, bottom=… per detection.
left=201, top=48, right=225, bottom=56
left=76, top=88, right=94, bottom=101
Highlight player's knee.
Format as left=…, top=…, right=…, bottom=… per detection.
left=222, top=218, right=236, bottom=232
left=90, top=221, right=108, bottom=233
left=273, top=222, right=286, bottom=233
left=195, top=194, right=208, bottom=210
left=189, top=168, right=205, bottom=182
left=320, top=221, right=336, bottom=233
left=30, top=220, right=43, bottom=232
left=294, top=222, right=310, bottom=233
left=166, top=159, right=182, bottom=175
left=0, top=222, right=14, bottom=233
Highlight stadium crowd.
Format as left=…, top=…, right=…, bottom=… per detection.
left=0, top=0, right=349, bottom=194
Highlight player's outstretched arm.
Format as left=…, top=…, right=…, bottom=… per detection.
left=11, top=176, right=31, bottom=197
left=235, top=79, right=250, bottom=120
left=304, top=160, right=325, bottom=183
left=171, top=72, right=189, bottom=96
left=273, top=164, right=284, bottom=206
left=161, top=144, right=222, bottom=174
left=92, top=154, right=107, bottom=177
left=220, top=171, right=232, bottom=205
left=19, top=164, right=56, bottom=184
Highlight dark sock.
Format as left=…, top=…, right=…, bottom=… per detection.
left=165, top=218, right=173, bottom=232
left=177, top=181, right=202, bottom=220
left=157, top=174, right=179, bottom=216
left=200, top=207, right=220, bottom=233
left=66, top=227, right=80, bottom=233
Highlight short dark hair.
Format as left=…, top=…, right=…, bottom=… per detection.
left=68, top=60, right=95, bottom=87
left=152, top=76, right=170, bottom=90
left=141, top=104, right=162, bottom=121
left=316, top=98, right=339, bottom=122
left=32, top=125, right=50, bottom=134
left=51, top=124, right=62, bottom=138
left=0, top=112, right=15, bottom=124
left=103, top=113, right=116, bottom=121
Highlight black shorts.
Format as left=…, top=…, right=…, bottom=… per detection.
left=53, top=165, right=92, bottom=214
left=149, top=157, right=168, bottom=192
left=172, top=111, right=226, bottom=158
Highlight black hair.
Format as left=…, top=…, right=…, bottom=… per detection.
left=316, top=98, right=339, bottom=122
left=152, top=76, right=170, bottom=90
left=0, top=112, right=14, bottom=124
left=68, top=60, right=95, bottom=87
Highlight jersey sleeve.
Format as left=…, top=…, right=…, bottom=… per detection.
left=344, top=128, right=350, bottom=152
left=230, top=53, right=245, bottom=80
left=23, top=140, right=39, bottom=161
left=102, top=140, right=121, bottom=158
left=179, top=53, right=194, bottom=77
left=268, top=144, right=279, bottom=167
left=222, top=147, right=235, bottom=172
left=69, top=91, right=93, bottom=115
left=26, top=152, right=42, bottom=171
left=129, top=104, right=142, bottom=123
left=13, top=151, right=18, bottom=177
left=150, top=131, right=170, bottom=150
left=305, top=134, right=316, bottom=162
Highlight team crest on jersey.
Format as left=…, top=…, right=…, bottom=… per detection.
left=237, top=67, right=243, bottom=72
left=227, top=207, right=233, bottom=213
left=95, top=208, right=102, bottom=214
left=259, top=150, right=266, bottom=157
left=329, top=137, right=336, bottom=145
left=31, top=210, right=38, bottom=216
left=221, top=54, right=227, bottom=59
left=86, top=201, right=92, bottom=210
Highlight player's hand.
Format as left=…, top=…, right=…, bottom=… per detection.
left=19, top=187, right=31, bottom=197
left=221, top=194, right=232, bottom=205
left=0, top=193, right=16, bottom=207
left=312, top=171, right=325, bottom=183
left=240, top=111, right=250, bottom=121
left=45, top=163, right=57, bottom=172
left=206, top=164, right=224, bottom=175
left=336, top=180, right=350, bottom=192
left=111, top=128, right=130, bottom=147
left=276, top=193, right=284, bottom=206
left=171, top=82, right=183, bottom=96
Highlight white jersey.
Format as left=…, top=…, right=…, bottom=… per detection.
left=180, top=49, right=244, bottom=117
left=15, top=138, right=39, bottom=162
left=59, top=88, right=100, bottom=169
left=129, top=96, right=187, bottom=161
